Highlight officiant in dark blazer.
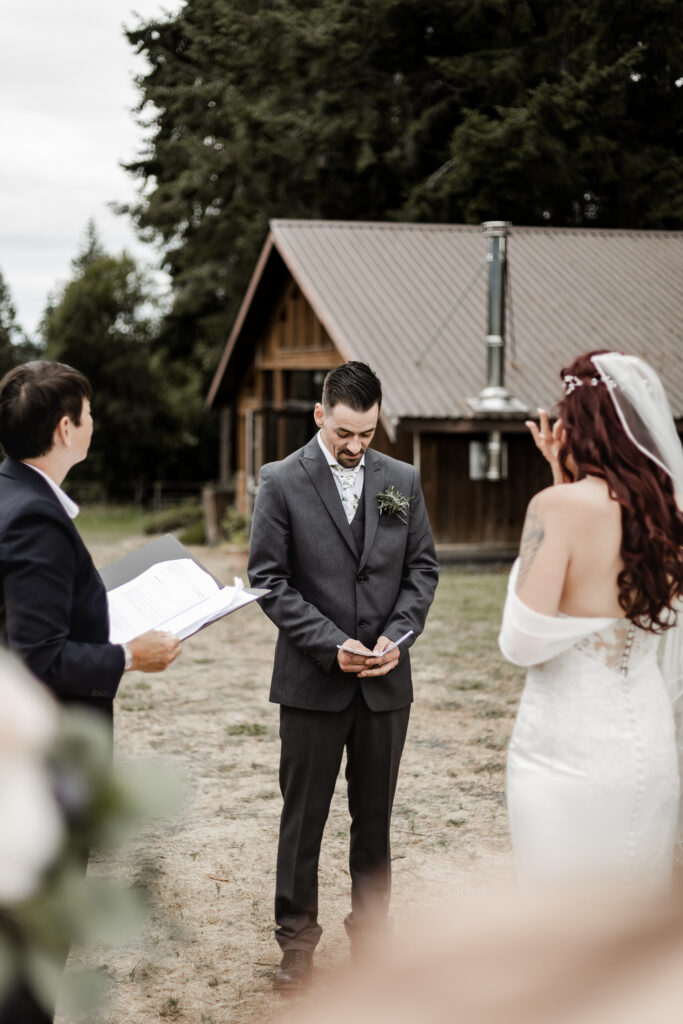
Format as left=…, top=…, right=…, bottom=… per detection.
left=0, top=359, right=180, bottom=1024
left=248, top=361, right=438, bottom=992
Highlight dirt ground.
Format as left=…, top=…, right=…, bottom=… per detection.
left=56, top=538, right=524, bottom=1024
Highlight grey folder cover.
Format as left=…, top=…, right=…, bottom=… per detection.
left=100, top=533, right=221, bottom=591
left=100, top=532, right=268, bottom=603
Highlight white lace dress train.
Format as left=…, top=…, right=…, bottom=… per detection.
left=500, top=560, right=680, bottom=891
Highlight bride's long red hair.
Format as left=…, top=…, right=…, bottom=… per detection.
left=557, top=350, right=683, bottom=632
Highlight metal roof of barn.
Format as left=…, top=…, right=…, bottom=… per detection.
left=207, top=219, right=683, bottom=429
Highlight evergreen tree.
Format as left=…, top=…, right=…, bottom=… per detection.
left=0, top=269, right=40, bottom=377
left=42, top=225, right=211, bottom=495
left=123, top=0, right=462, bottom=365
left=402, top=0, right=683, bottom=227
left=124, top=0, right=683, bottom=367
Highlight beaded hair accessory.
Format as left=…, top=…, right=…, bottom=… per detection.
left=562, top=372, right=615, bottom=395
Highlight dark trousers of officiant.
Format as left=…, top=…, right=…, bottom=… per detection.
left=275, top=689, right=410, bottom=951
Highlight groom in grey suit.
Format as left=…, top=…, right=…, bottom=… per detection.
left=248, top=361, right=438, bottom=991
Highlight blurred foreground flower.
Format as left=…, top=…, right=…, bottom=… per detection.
left=0, top=651, right=181, bottom=1016
left=0, top=652, right=62, bottom=905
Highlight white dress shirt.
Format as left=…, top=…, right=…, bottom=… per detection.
left=316, top=430, right=365, bottom=521
left=24, top=463, right=79, bottom=519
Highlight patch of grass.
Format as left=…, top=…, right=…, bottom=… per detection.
left=474, top=732, right=507, bottom=751
left=226, top=722, right=267, bottom=737
left=77, top=504, right=147, bottom=541
left=118, top=701, right=153, bottom=713
left=160, top=995, right=180, bottom=1017
left=474, top=761, right=505, bottom=774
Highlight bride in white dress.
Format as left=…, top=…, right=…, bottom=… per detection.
left=500, top=351, right=683, bottom=892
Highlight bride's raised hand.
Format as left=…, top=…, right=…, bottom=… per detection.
left=526, top=409, right=569, bottom=485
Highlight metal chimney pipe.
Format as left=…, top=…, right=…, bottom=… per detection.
left=484, top=220, right=510, bottom=394
left=467, top=220, right=527, bottom=420
left=467, top=220, right=527, bottom=483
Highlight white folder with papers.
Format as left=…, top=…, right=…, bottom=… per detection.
left=102, top=535, right=267, bottom=643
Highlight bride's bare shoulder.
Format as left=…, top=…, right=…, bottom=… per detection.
left=535, top=477, right=615, bottom=515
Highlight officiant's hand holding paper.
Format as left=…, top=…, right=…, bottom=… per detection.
left=127, top=630, right=181, bottom=673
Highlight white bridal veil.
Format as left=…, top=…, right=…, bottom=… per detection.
left=590, top=353, right=683, bottom=700
left=591, top=353, right=683, bottom=506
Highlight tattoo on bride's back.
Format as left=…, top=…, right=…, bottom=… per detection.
left=517, top=508, right=545, bottom=587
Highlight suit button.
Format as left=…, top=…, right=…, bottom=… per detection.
left=358, top=619, right=368, bottom=628
left=356, top=573, right=368, bottom=583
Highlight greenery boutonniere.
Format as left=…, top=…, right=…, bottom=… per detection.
left=377, top=484, right=411, bottom=524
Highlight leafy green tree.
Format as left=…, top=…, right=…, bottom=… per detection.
left=41, top=225, right=211, bottom=496
left=124, top=0, right=683, bottom=367
left=0, top=269, right=40, bottom=376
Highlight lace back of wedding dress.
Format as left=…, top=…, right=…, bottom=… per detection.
left=502, top=559, right=682, bottom=890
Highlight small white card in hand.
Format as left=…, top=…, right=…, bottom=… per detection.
left=337, top=630, right=414, bottom=658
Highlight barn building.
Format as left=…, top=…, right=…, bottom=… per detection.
left=206, top=220, right=683, bottom=556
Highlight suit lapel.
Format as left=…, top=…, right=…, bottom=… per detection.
left=359, top=449, right=385, bottom=571
left=300, top=439, right=360, bottom=558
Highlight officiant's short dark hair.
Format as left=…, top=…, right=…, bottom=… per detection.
left=322, top=362, right=382, bottom=412
left=0, top=360, right=92, bottom=460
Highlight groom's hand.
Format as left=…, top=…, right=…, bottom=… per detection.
left=337, top=639, right=374, bottom=673
left=357, top=635, right=400, bottom=678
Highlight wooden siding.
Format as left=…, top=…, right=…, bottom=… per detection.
left=233, top=281, right=345, bottom=513
left=419, top=432, right=548, bottom=546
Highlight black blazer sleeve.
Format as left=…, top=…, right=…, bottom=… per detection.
left=1, top=504, right=124, bottom=701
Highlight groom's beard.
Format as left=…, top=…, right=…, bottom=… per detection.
left=337, top=451, right=363, bottom=467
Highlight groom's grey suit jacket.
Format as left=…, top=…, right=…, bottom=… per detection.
left=247, top=436, right=439, bottom=712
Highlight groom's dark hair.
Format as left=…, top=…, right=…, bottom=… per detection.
left=322, top=361, right=382, bottom=412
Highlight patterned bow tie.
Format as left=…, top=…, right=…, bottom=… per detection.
left=331, top=462, right=362, bottom=523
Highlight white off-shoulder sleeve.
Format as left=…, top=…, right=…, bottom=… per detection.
left=498, top=559, right=617, bottom=667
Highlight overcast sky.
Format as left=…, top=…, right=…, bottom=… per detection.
left=1, top=0, right=183, bottom=337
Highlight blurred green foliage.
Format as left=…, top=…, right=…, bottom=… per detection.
left=0, top=708, right=181, bottom=1017
left=142, top=498, right=205, bottom=536
left=220, top=506, right=249, bottom=547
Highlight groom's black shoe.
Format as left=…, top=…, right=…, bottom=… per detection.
left=273, top=949, right=313, bottom=993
